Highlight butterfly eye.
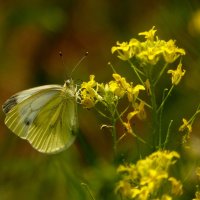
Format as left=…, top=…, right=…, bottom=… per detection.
left=66, top=79, right=71, bottom=85
left=64, top=79, right=72, bottom=88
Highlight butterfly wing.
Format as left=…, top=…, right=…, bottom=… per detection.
left=3, top=84, right=78, bottom=154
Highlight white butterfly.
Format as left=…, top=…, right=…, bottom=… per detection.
left=2, top=79, right=78, bottom=154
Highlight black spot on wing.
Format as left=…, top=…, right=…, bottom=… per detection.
left=24, top=118, right=30, bottom=126
left=2, top=95, right=18, bottom=114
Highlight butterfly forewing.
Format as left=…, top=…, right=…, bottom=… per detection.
left=2, top=83, right=78, bottom=154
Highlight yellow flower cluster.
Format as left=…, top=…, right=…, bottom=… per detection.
left=167, top=62, right=186, bottom=85
left=111, top=26, right=185, bottom=65
left=81, top=73, right=145, bottom=109
left=116, top=150, right=183, bottom=200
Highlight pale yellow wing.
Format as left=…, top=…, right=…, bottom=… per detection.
left=3, top=84, right=78, bottom=154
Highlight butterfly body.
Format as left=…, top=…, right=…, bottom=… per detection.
left=2, top=79, right=78, bottom=154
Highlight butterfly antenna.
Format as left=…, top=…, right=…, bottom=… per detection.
left=70, top=51, right=88, bottom=78
left=59, top=51, right=69, bottom=80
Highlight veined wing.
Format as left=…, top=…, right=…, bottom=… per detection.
left=3, top=84, right=78, bottom=153
left=2, top=85, right=62, bottom=114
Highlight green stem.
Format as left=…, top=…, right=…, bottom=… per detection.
left=154, top=63, right=168, bottom=86
left=128, top=60, right=145, bottom=85
left=81, top=183, right=96, bottom=200
left=111, top=117, right=117, bottom=156
left=158, top=88, right=168, bottom=148
left=137, top=97, right=152, bottom=109
left=115, top=110, right=149, bottom=146
left=94, top=107, right=111, bottom=120
left=109, top=102, right=118, bottom=157
left=149, top=74, right=159, bottom=148
left=157, top=85, right=174, bottom=113
left=108, top=62, right=117, bottom=73
left=163, top=120, right=173, bottom=149
left=189, top=104, right=200, bottom=124
left=129, top=131, right=149, bottom=145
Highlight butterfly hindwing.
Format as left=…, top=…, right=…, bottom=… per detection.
left=27, top=93, right=77, bottom=153
left=3, top=83, right=78, bottom=154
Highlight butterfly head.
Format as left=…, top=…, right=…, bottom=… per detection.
left=64, top=78, right=74, bottom=89
left=62, top=79, right=78, bottom=99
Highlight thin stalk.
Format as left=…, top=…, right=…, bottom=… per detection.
left=108, top=62, right=117, bottom=73
left=158, top=88, right=168, bottom=148
left=188, top=103, right=200, bottom=123
left=115, top=110, right=148, bottom=146
left=153, top=63, right=168, bottom=86
left=148, top=73, right=159, bottom=148
left=94, top=107, right=111, bottom=120
left=157, top=85, right=174, bottom=113
left=128, top=60, right=145, bottom=85
left=111, top=117, right=117, bottom=156
left=163, top=120, right=173, bottom=149
left=129, top=130, right=149, bottom=145
left=137, top=97, right=152, bottom=109
left=109, top=102, right=118, bottom=157
left=81, top=183, right=96, bottom=200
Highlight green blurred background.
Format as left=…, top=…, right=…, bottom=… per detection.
left=0, top=0, right=200, bottom=199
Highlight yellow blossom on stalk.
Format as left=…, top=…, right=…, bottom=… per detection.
left=136, top=45, right=162, bottom=65
left=127, top=84, right=145, bottom=102
left=138, top=26, right=157, bottom=41
left=167, top=62, right=186, bottom=85
left=81, top=73, right=145, bottom=110
left=116, top=150, right=182, bottom=200
left=112, top=73, right=131, bottom=93
left=123, top=110, right=139, bottom=134
left=168, top=177, right=183, bottom=195
left=111, top=38, right=140, bottom=60
left=112, top=26, right=186, bottom=67
left=112, top=73, right=145, bottom=103
left=133, top=101, right=146, bottom=120
left=81, top=75, right=101, bottom=108
left=162, top=40, right=185, bottom=63
left=129, top=38, right=140, bottom=54
left=111, top=41, right=133, bottom=60
left=179, top=118, right=192, bottom=133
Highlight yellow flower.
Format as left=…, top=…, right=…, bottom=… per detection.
left=179, top=118, right=192, bottom=133
left=138, top=26, right=157, bottom=41
left=129, top=38, right=140, bottom=55
left=127, top=110, right=139, bottom=121
left=116, top=150, right=182, bottom=199
left=168, top=177, right=183, bottom=195
left=81, top=75, right=101, bottom=108
left=127, top=84, right=145, bottom=102
left=81, top=97, right=96, bottom=109
left=81, top=75, right=96, bottom=89
left=136, top=42, right=163, bottom=65
left=112, top=27, right=186, bottom=66
left=162, top=40, right=186, bottom=63
left=167, top=62, right=186, bottom=85
left=134, top=101, right=146, bottom=120
left=112, top=73, right=130, bottom=89
left=112, top=73, right=145, bottom=102
left=111, top=38, right=140, bottom=61
left=111, top=41, right=132, bottom=60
